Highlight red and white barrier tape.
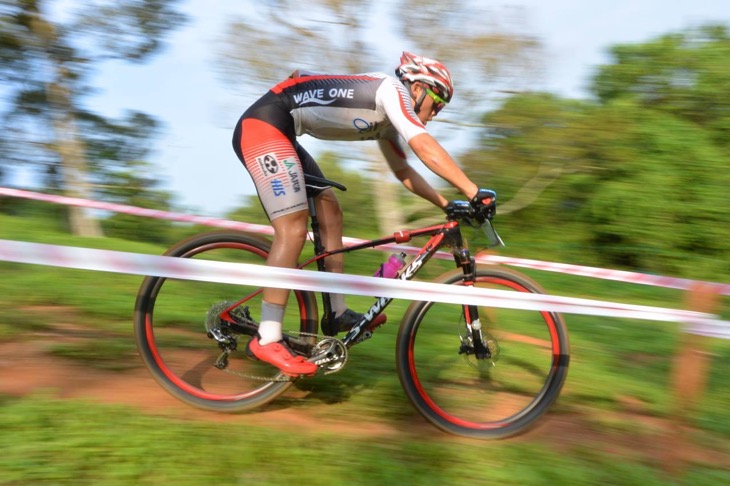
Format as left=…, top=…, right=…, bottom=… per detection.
left=2, top=187, right=728, bottom=296
left=0, top=238, right=726, bottom=339
left=0, top=187, right=276, bottom=236
left=475, top=253, right=730, bottom=297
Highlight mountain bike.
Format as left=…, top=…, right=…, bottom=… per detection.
left=134, top=175, right=570, bottom=440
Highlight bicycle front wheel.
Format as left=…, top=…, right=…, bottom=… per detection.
left=396, top=266, right=569, bottom=439
left=134, top=231, right=319, bottom=412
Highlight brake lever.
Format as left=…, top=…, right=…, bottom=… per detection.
left=481, top=220, right=505, bottom=248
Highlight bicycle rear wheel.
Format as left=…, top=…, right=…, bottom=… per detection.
left=396, top=266, right=569, bottom=439
left=134, top=231, right=319, bottom=412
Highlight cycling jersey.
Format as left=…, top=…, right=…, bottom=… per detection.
left=232, top=71, right=425, bottom=220
left=272, top=72, right=427, bottom=142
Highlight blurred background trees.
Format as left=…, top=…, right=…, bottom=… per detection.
left=0, top=1, right=727, bottom=281
left=218, top=0, right=543, bottom=233
left=0, top=0, right=185, bottom=236
left=462, top=25, right=730, bottom=279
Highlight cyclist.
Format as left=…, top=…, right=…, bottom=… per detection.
left=232, top=51, right=495, bottom=376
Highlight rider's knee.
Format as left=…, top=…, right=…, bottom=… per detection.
left=272, top=212, right=309, bottom=242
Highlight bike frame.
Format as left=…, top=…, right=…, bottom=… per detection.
left=221, top=187, right=489, bottom=355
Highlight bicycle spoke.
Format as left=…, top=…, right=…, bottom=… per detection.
left=397, top=267, right=569, bottom=439
left=134, top=232, right=318, bottom=412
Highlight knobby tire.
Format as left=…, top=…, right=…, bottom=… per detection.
left=133, top=231, right=318, bottom=412
left=396, top=266, right=570, bottom=439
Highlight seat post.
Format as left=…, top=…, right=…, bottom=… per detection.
left=307, top=194, right=326, bottom=271
left=303, top=173, right=346, bottom=273
left=306, top=191, right=334, bottom=327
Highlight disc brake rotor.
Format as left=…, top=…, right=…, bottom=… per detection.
left=458, top=322, right=501, bottom=370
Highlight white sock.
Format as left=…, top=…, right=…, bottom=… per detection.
left=329, top=293, right=347, bottom=317
left=258, top=301, right=285, bottom=345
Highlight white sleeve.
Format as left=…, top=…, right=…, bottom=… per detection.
left=378, top=138, right=409, bottom=172
left=376, top=77, right=428, bottom=143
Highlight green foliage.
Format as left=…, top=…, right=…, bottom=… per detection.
left=465, top=92, right=592, bottom=221
left=99, top=160, right=178, bottom=245
left=74, top=0, right=188, bottom=61
left=220, top=0, right=542, bottom=116
left=463, top=25, right=730, bottom=282
left=0, top=196, right=70, bottom=229
left=225, top=194, right=270, bottom=227
left=593, top=24, right=730, bottom=148
left=577, top=105, right=729, bottom=278
left=0, top=214, right=728, bottom=484
left=319, top=152, right=383, bottom=237
left=0, top=0, right=187, bottom=235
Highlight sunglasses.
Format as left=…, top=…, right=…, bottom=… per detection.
left=425, top=87, right=447, bottom=115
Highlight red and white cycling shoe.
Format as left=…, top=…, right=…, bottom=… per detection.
left=247, top=336, right=318, bottom=377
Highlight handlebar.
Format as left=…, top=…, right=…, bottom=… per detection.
left=445, top=200, right=505, bottom=248
left=444, top=201, right=475, bottom=224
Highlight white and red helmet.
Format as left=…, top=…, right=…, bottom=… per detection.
left=396, top=51, right=454, bottom=103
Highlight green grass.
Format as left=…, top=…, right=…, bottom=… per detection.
left=1, top=213, right=728, bottom=484
left=0, top=394, right=726, bottom=486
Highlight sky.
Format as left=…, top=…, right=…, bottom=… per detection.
left=16, top=0, right=730, bottom=217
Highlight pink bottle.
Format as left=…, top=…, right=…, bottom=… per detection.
left=374, top=253, right=407, bottom=279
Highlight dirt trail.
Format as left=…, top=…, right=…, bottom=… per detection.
left=0, top=321, right=427, bottom=436
left=0, top=319, right=728, bottom=472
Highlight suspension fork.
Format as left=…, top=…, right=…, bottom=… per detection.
left=455, top=248, right=491, bottom=359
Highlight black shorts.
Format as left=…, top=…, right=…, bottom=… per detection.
left=232, top=92, right=326, bottom=220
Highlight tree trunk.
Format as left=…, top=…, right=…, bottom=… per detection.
left=47, top=77, right=104, bottom=238
left=370, top=152, right=405, bottom=234
left=30, top=11, right=103, bottom=238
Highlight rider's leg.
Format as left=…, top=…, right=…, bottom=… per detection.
left=249, top=207, right=318, bottom=376
left=258, top=209, right=309, bottom=345
left=314, top=188, right=386, bottom=333
left=293, top=142, right=351, bottom=319
left=250, top=209, right=318, bottom=376
left=313, top=188, right=347, bottom=315
left=233, top=115, right=317, bottom=375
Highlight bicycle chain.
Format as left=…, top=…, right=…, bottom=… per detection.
left=219, top=331, right=348, bottom=382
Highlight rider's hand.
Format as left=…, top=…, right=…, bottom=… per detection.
left=470, top=189, right=497, bottom=223
left=444, top=200, right=472, bottom=222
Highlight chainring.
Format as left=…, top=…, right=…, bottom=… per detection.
left=310, top=337, right=348, bottom=374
